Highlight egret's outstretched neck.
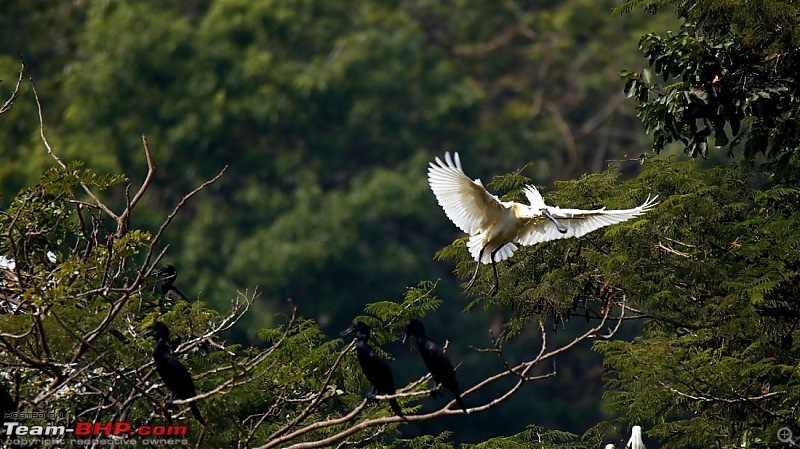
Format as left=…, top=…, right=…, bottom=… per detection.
left=541, top=208, right=568, bottom=234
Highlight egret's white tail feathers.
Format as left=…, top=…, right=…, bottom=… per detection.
left=467, top=234, right=517, bottom=264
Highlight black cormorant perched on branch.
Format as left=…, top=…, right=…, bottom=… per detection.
left=157, top=265, right=190, bottom=302
left=403, top=318, right=468, bottom=413
left=341, top=322, right=404, bottom=417
left=146, top=321, right=205, bottom=425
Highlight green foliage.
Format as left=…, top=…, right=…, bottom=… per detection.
left=394, top=431, right=455, bottom=449
left=616, top=0, right=800, bottom=51
left=363, top=281, right=443, bottom=332
left=462, top=425, right=590, bottom=449
left=619, top=2, right=800, bottom=181
left=592, top=163, right=800, bottom=448
left=620, top=27, right=799, bottom=165
left=607, top=6, right=800, bottom=444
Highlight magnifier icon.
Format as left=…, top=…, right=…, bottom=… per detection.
left=778, top=427, right=797, bottom=445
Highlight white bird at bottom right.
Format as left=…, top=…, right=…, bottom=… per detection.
left=627, top=425, right=646, bottom=449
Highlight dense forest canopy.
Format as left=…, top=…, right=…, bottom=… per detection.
left=1, top=0, right=799, bottom=447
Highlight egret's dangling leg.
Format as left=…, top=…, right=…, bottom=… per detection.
left=487, top=246, right=502, bottom=296
left=466, top=244, right=501, bottom=295
left=541, top=209, right=568, bottom=234
left=465, top=246, right=486, bottom=291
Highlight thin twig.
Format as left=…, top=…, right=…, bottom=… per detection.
left=0, top=58, right=24, bottom=115
left=116, top=135, right=155, bottom=238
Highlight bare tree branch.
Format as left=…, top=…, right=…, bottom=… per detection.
left=23, top=56, right=119, bottom=220
left=116, top=135, right=155, bottom=238
left=256, top=302, right=623, bottom=449
left=0, top=58, right=24, bottom=116
left=267, top=339, right=354, bottom=441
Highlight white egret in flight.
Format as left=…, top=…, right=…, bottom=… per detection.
left=428, top=152, right=658, bottom=295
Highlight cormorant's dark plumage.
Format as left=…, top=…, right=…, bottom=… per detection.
left=341, top=322, right=404, bottom=417
left=1, top=383, right=17, bottom=437
left=146, top=322, right=205, bottom=425
left=403, top=319, right=468, bottom=413
left=157, top=265, right=190, bottom=302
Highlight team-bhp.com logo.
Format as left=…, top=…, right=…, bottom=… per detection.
left=3, top=421, right=189, bottom=446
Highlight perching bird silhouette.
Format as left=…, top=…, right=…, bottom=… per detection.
left=146, top=322, right=205, bottom=425
left=157, top=265, right=190, bottom=302
left=403, top=319, right=468, bottom=413
left=340, top=322, right=404, bottom=417
left=428, top=152, right=658, bottom=295
left=1, top=383, right=17, bottom=441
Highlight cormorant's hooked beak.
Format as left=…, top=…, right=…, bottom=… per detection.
left=340, top=325, right=356, bottom=338
left=401, top=333, right=408, bottom=344
left=541, top=209, right=568, bottom=234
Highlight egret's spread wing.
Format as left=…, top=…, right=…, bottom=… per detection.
left=428, top=152, right=503, bottom=234
left=518, top=195, right=658, bottom=245
left=522, top=185, right=546, bottom=210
